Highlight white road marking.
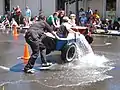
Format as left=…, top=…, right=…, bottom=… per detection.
left=105, top=43, right=112, bottom=45
left=92, top=43, right=112, bottom=47
left=0, top=66, right=10, bottom=71
left=17, top=57, right=22, bottom=59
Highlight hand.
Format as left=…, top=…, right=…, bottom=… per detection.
left=55, top=25, right=60, bottom=28
left=52, top=31, right=59, bottom=39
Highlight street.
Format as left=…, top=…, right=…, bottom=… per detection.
left=0, top=32, right=119, bottom=90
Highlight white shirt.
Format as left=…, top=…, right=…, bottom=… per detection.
left=62, top=22, right=72, bottom=30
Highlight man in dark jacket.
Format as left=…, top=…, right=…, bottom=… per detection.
left=24, top=15, right=57, bottom=74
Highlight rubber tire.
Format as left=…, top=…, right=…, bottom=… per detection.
left=61, top=44, right=77, bottom=62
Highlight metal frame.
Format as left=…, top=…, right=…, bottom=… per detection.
left=116, top=0, right=119, bottom=18
left=102, top=0, right=106, bottom=19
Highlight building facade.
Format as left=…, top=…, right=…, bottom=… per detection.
left=0, top=0, right=56, bottom=17
left=66, top=0, right=120, bottom=19
left=0, top=0, right=4, bottom=15
left=1, top=0, right=120, bottom=20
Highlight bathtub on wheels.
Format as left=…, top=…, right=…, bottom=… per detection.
left=42, top=33, right=78, bottom=63
left=43, top=31, right=93, bottom=63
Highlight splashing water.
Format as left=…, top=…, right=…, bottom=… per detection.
left=76, top=34, right=94, bottom=55
left=75, top=34, right=110, bottom=67
left=0, top=33, right=114, bottom=88
left=80, top=53, right=109, bottom=67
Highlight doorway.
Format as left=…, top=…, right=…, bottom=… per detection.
left=5, top=0, right=10, bottom=14
left=106, top=0, right=116, bottom=20
left=56, top=0, right=65, bottom=10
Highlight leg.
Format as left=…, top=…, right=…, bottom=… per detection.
left=40, top=48, right=47, bottom=64
left=18, top=15, right=21, bottom=26
left=39, top=42, right=52, bottom=67
left=39, top=40, right=47, bottom=64
left=24, top=41, right=39, bottom=72
left=40, top=48, right=52, bottom=67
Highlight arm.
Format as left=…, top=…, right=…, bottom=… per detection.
left=64, top=23, right=76, bottom=33
left=29, top=10, right=31, bottom=17
left=56, top=19, right=60, bottom=27
left=44, top=21, right=58, bottom=38
left=44, top=32, right=70, bottom=40
left=51, top=18, right=57, bottom=27
left=69, top=28, right=76, bottom=33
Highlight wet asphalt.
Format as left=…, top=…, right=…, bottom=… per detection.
left=0, top=31, right=120, bottom=90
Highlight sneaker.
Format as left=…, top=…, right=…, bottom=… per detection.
left=41, top=62, right=52, bottom=67
left=24, top=69, right=35, bottom=74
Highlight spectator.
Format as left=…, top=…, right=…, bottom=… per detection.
left=69, top=14, right=76, bottom=26
left=79, top=8, right=85, bottom=19
left=113, top=19, right=120, bottom=30
left=25, top=6, right=31, bottom=24
left=15, top=5, right=22, bottom=25
left=102, top=19, right=109, bottom=33
left=93, top=10, right=100, bottom=20
left=86, top=7, right=93, bottom=21
left=58, top=10, right=65, bottom=25
left=94, top=18, right=102, bottom=29
left=79, top=13, right=87, bottom=26
left=47, top=12, right=60, bottom=30
left=11, top=7, right=16, bottom=19
left=87, top=16, right=98, bottom=33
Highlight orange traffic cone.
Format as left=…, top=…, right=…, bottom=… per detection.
left=22, top=43, right=30, bottom=64
left=13, top=25, right=18, bottom=37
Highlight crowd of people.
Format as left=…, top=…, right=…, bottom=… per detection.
left=79, top=7, right=120, bottom=33
left=0, top=5, right=32, bottom=29
left=0, top=6, right=120, bottom=33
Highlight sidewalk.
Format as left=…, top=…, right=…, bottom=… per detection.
left=93, top=29, right=120, bottom=36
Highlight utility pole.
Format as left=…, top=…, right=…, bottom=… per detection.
left=76, top=0, right=79, bottom=25
left=83, top=0, right=87, bottom=10
left=25, top=0, right=26, bottom=7
left=67, top=0, right=69, bottom=16
left=40, top=0, right=42, bottom=10
left=10, top=0, right=11, bottom=11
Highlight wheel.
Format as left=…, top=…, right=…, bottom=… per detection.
left=61, top=44, right=77, bottom=62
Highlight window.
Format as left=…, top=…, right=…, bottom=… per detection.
left=69, top=0, right=82, bottom=4
left=106, top=0, right=116, bottom=11
left=5, top=0, right=10, bottom=13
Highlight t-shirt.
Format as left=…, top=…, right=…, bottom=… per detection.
left=56, top=22, right=71, bottom=38
left=86, top=9, right=93, bottom=18
left=25, top=9, right=31, bottom=17
left=80, top=16, right=87, bottom=25
left=47, top=15, right=59, bottom=26
left=47, top=15, right=54, bottom=25
left=0, top=15, right=6, bottom=23
left=79, top=11, right=85, bottom=17
left=15, top=8, right=21, bottom=16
